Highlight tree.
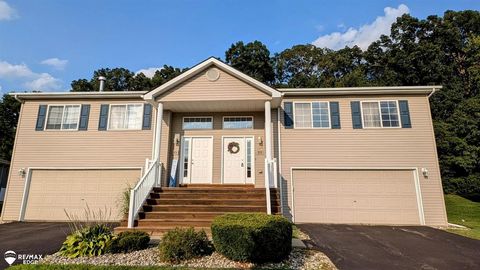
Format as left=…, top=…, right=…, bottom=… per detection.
left=70, top=66, right=187, bottom=92
left=225, top=41, right=275, bottom=85
left=151, top=65, right=188, bottom=88
left=0, top=94, right=21, bottom=161
left=273, top=44, right=324, bottom=88
left=71, top=79, right=94, bottom=92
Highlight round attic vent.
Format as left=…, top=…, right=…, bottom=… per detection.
left=206, top=68, right=220, bottom=81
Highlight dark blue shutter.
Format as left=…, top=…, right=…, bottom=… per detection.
left=283, top=102, right=294, bottom=129
left=329, top=102, right=341, bottom=129
left=142, top=104, right=152, bottom=130
left=98, top=104, right=109, bottom=130
left=35, top=105, right=48, bottom=131
left=78, top=105, right=90, bottom=131
left=399, top=100, right=412, bottom=128
left=351, top=101, right=362, bottom=129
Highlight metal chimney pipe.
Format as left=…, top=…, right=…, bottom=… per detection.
left=98, top=76, right=106, bottom=92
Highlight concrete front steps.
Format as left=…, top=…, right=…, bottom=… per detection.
left=115, top=184, right=280, bottom=237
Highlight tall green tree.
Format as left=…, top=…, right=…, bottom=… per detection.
left=225, top=41, right=275, bottom=85
left=151, top=65, right=188, bottom=88
left=0, top=94, right=21, bottom=161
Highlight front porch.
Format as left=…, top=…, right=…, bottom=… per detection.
left=124, top=58, right=283, bottom=231
left=117, top=184, right=280, bottom=236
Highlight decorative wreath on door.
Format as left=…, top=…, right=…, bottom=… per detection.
left=227, top=142, right=240, bottom=154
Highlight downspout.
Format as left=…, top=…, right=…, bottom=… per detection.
left=427, top=87, right=437, bottom=98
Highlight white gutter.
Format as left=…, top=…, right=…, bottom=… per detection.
left=10, top=91, right=148, bottom=101
left=279, top=86, right=443, bottom=96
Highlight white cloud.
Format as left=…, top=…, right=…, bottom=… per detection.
left=0, top=60, right=62, bottom=91
left=312, top=4, right=409, bottom=50
left=0, top=1, right=17, bottom=20
left=23, top=73, right=62, bottom=90
left=135, top=67, right=162, bottom=78
left=41, top=58, right=68, bottom=70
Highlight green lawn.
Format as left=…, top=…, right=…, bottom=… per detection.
left=445, top=194, right=480, bottom=240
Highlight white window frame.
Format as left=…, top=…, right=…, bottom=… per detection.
left=182, top=116, right=214, bottom=130
left=107, top=103, right=144, bottom=131
left=222, top=116, right=254, bottom=129
left=44, top=104, right=81, bottom=131
left=360, top=100, right=401, bottom=129
left=293, top=101, right=331, bottom=129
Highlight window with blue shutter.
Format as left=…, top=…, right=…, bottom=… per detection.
left=78, top=105, right=90, bottom=131
left=329, top=102, right=341, bottom=129
left=35, top=105, right=48, bottom=131
left=283, top=102, right=294, bottom=129
left=142, top=104, right=152, bottom=130
left=351, top=101, right=362, bottom=129
left=98, top=104, right=109, bottom=130
left=399, top=100, right=412, bottom=128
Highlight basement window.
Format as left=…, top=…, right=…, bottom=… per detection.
left=45, top=105, right=81, bottom=130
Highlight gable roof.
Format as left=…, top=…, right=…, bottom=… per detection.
left=143, top=57, right=282, bottom=100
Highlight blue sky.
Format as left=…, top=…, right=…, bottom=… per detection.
left=0, top=0, right=478, bottom=94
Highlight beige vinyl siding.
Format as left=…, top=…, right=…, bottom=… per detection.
left=167, top=112, right=266, bottom=187
left=24, top=169, right=141, bottom=221
left=279, top=95, right=447, bottom=226
left=292, top=169, right=421, bottom=225
left=1, top=99, right=154, bottom=221
left=158, top=69, right=270, bottom=102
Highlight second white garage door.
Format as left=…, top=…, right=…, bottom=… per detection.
left=292, top=168, right=423, bottom=225
left=24, top=169, right=141, bottom=221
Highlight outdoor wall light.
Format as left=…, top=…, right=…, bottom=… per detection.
left=18, top=168, right=26, bottom=178
left=421, top=168, right=429, bottom=178
left=258, top=136, right=263, bottom=146
left=174, top=134, right=180, bottom=145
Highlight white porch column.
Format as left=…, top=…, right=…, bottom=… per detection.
left=264, top=101, right=272, bottom=162
left=154, top=102, right=163, bottom=161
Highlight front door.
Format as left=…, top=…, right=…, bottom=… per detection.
left=223, top=137, right=254, bottom=184
left=181, top=137, right=213, bottom=184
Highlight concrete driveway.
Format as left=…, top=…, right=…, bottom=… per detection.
left=298, top=224, right=480, bottom=270
left=0, top=222, right=70, bottom=269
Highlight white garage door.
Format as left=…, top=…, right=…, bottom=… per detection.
left=292, top=169, right=423, bottom=225
left=24, top=169, right=141, bottom=221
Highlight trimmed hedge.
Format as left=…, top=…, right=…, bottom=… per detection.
left=158, top=227, right=214, bottom=262
left=108, top=231, right=150, bottom=253
left=211, top=213, right=292, bottom=263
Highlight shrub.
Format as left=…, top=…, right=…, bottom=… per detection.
left=108, top=231, right=150, bottom=253
left=158, top=227, right=213, bottom=262
left=211, top=213, right=292, bottom=263
left=59, top=224, right=113, bottom=258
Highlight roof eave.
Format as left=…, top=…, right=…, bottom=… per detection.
left=143, top=57, right=282, bottom=100
left=9, top=91, right=148, bottom=101
left=279, top=86, right=442, bottom=96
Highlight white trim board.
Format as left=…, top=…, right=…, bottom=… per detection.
left=289, top=166, right=426, bottom=225
left=143, top=57, right=282, bottom=101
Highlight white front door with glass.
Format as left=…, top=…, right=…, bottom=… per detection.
left=223, top=137, right=254, bottom=184
left=181, top=137, right=213, bottom=184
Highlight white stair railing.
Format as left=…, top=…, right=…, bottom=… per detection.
left=128, top=159, right=160, bottom=228
left=264, top=158, right=278, bottom=215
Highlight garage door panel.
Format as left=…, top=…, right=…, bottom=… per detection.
left=293, top=169, right=421, bottom=225
left=24, top=169, right=140, bottom=221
